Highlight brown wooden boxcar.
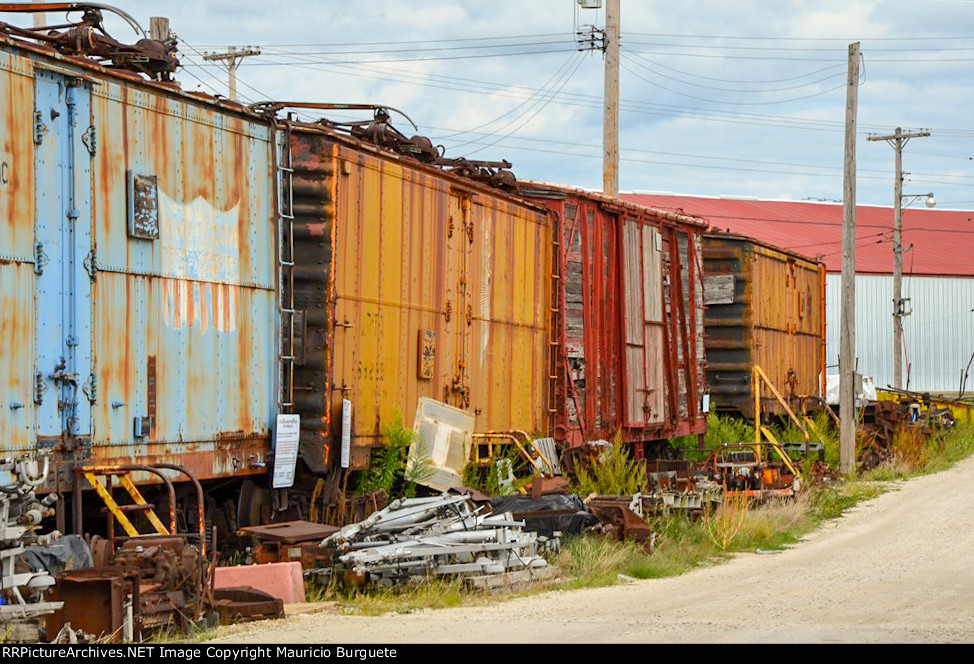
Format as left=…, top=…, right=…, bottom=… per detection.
left=520, top=184, right=708, bottom=458
left=702, top=232, right=826, bottom=418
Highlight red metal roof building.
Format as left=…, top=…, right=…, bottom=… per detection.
left=619, top=194, right=974, bottom=277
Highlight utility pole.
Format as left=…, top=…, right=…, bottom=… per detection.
left=203, top=46, right=261, bottom=101
left=839, top=42, right=860, bottom=476
left=603, top=0, right=620, bottom=198
left=32, top=0, right=46, bottom=28
left=149, top=17, right=170, bottom=42
left=867, top=127, right=930, bottom=389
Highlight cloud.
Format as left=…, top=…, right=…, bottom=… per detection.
left=14, top=0, right=972, bottom=206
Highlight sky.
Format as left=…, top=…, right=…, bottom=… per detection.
left=6, top=0, right=974, bottom=208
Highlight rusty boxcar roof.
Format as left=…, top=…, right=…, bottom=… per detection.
left=519, top=181, right=708, bottom=230
left=622, top=193, right=974, bottom=277
left=0, top=32, right=548, bottom=207
left=703, top=230, right=824, bottom=269
left=286, top=122, right=553, bottom=214
left=0, top=31, right=265, bottom=120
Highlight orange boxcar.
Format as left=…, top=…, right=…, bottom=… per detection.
left=702, top=232, right=826, bottom=418
left=288, top=126, right=553, bottom=472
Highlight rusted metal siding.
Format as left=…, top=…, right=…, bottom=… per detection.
left=0, top=49, right=36, bottom=454
left=703, top=233, right=825, bottom=416
left=88, top=78, right=276, bottom=476
left=467, top=196, right=550, bottom=436
left=524, top=187, right=707, bottom=453
left=0, top=263, right=34, bottom=451
left=291, top=129, right=551, bottom=470
left=0, top=38, right=277, bottom=485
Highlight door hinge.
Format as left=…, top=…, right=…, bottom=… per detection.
left=82, top=125, right=96, bottom=156
left=83, top=248, right=97, bottom=281
left=34, top=372, right=45, bottom=406
left=33, top=111, right=47, bottom=145
left=34, top=241, right=48, bottom=275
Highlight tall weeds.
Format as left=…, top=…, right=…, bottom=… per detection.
left=571, top=431, right=646, bottom=496
left=703, top=491, right=750, bottom=551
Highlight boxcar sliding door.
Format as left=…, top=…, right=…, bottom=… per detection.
left=33, top=70, right=94, bottom=453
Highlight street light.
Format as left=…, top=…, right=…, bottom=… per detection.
left=901, top=192, right=936, bottom=209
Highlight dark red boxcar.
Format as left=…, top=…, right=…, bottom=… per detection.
left=520, top=184, right=708, bottom=458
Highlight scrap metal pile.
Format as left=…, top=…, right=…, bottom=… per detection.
left=0, top=456, right=62, bottom=643
left=320, top=493, right=555, bottom=588
left=858, top=393, right=957, bottom=471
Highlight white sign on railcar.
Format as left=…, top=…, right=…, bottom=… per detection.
left=341, top=399, right=352, bottom=469
left=272, top=414, right=301, bottom=488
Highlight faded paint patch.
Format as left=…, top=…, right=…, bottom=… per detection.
left=159, top=191, right=242, bottom=283
left=162, top=279, right=237, bottom=333
left=479, top=211, right=492, bottom=362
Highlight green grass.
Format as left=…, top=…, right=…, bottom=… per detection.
left=807, top=480, right=886, bottom=521
left=353, top=410, right=434, bottom=500
left=326, top=578, right=472, bottom=616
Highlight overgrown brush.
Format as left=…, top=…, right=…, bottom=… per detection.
left=571, top=431, right=646, bottom=496
left=863, top=419, right=973, bottom=480
left=703, top=492, right=750, bottom=551
left=555, top=536, right=647, bottom=587
left=321, top=577, right=472, bottom=616
left=891, top=426, right=935, bottom=470
left=461, top=444, right=532, bottom=496
left=807, top=481, right=885, bottom=521
left=935, top=420, right=974, bottom=466
left=355, top=410, right=434, bottom=499
left=704, top=413, right=755, bottom=448
left=735, top=494, right=810, bottom=550
left=805, top=410, right=841, bottom=468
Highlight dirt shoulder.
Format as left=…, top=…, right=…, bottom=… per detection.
left=210, top=455, right=974, bottom=644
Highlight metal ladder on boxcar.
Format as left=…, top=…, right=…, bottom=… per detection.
left=547, top=210, right=562, bottom=438
left=277, top=122, right=296, bottom=413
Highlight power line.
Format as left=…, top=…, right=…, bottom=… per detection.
left=190, top=47, right=580, bottom=66
left=437, top=52, right=583, bottom=144
left=194, top=33, right=567, bottom=48
left=621, top=57, right=847, bottom=85
left=233, top=55, right=850, bottom=134
left=426, top=124, right=885, bottom=175
left=622, top=48, right=846, bottom=93
left=620, top=55, right=847, bottom=106
left=179, top=42, right=974, bottom=140
left=252, top=38, right=572, bottom=57
left=178, top=39, right=257, bottom=102
left=460, top=53, right=586, bottom=158
left=624, top=31, right=974, bottom=42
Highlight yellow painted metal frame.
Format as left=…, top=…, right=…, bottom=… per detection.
left=877, top=388, right=974, bottom=426
left=471, top=430, right=555, bottom=477
left=83, top=471, right=170, bottom=537
left=751, top=366, right=804, bottom=481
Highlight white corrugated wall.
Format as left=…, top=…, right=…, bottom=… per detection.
left=825, top=274, right=974, bottom=393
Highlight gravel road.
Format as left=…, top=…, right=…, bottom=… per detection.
left=211, top=455, right=974, bottom=644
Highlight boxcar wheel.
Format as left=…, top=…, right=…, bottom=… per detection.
left=237, top=479, right=270, bottom=528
